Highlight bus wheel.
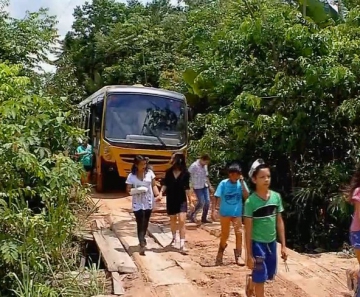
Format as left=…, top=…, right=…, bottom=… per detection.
left=96, top=172, right=104, bottom=193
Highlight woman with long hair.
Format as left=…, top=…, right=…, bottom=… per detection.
left=346, top=167, right=360, bottom=296
left=125, top=155, right=160, bottom=255
left=158, top=152, right=192, bottom=254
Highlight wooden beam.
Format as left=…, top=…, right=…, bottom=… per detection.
left=111, top=272, right=125, bottom=295
left=93, top=229, right=137, bottom=273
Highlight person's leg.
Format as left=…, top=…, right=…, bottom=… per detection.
left=190, top=189, right=205, bottom=222
left=354, top=249, right=360, bottom=297
left=86, top=170, right=92, bottom=184
left=133, top=210, right=143, bottom=245
left=232, top=217, right=245, bottom=266
left=210, top=194, right=217, bottom=221
left=143, top=209, right=152, bottom=243
left=169, top=214, right=178, bottom=246
left=251, top=241, right=267, bottom=297
left=216, top=216, right=230, bottom=265
left=201, top=187, right=211, bottom=223
left=179, top=212, right=187, bottom=254
left=348, top=231, right=360, bottom=294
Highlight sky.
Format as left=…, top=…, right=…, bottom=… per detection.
left=6, top=0, right=178, bottom=72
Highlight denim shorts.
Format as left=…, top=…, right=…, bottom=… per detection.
left=350, top=230, right=360, bottom=249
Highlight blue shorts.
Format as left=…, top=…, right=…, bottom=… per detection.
left=252, top=240, right=277, bottom=283
left=350, top=230, right=360, bottom=249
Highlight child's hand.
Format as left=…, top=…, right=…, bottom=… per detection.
left=246, top=256, right=255, bottom=270
left=189, top=201, right=194, bottom=211
left=211, top=209, right=218, bottom=222
left=281, top=246, right=288, bottom=261
left=155, top=194, right=162, bottom=202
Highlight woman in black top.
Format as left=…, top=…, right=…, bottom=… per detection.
left=158, top=153, right=192, bottom=254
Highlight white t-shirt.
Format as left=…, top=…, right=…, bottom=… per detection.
left=126, top=170, right=155, bottom=211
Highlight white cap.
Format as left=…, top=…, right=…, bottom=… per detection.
left=248, top=159, right=265, bottom=178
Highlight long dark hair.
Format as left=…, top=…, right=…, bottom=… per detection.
left=346, top=167, right=360, bottom=203
left=171, top=153, right=187, bottom=172
left=131, top=155, right=148, bottom=175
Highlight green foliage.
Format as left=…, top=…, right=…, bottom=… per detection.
left=0, top=7, right=57, bottom=70
left=0, top=3, right=103, bottom=294
left=0, top=62, right=89, bottom=295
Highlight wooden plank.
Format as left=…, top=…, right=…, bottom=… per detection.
left=185, top=222, right=198, bottom=230
left=174, top=260, right=210, bottom=284
left=74, top=231, right=94, bottom=241
left=147, top=223, right=173, bottom=247
left=93, top=229, right=137, bottom=274
left=110, top=211, right=190, bottom=287
left=111, top=272, right=125, bottom=295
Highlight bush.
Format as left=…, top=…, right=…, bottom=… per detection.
left=0, top=63, right=88, bottom=295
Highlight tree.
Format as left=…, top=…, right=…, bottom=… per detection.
left=0, top=7, right=58, bottom=70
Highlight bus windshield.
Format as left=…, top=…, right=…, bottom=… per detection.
left=104, top=93, right=187, bottom=147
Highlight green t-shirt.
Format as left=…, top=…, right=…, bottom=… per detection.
left=76, top=144, right=93, bottom=167
left=243, top=190, right=284, bottom=243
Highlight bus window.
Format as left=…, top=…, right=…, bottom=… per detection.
left=104, top=93, right=186, bottom=147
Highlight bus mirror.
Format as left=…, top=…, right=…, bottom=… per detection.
left=187, top=107, right=194, bottom=121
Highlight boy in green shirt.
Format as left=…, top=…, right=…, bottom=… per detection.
left=243, top=159, right=287, bottom=297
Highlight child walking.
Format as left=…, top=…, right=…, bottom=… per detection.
left=125, top=155, right=160, bottom=256
left=345, top=167, right=360, bottom=296
left=213, top=163, right=249, bottom=265
left=243, top=159, right=287, bottom=297
left=158, top=153, right=192, bottom=254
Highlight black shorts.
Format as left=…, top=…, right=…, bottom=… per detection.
left=83, top=165, right=92, bottom=172
left=167, top=200, right=187, bottom=216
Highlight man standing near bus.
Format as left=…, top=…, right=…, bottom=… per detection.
left=75, top=138, right=93, bottom=185
left=188, top=154, right=214, bottom=223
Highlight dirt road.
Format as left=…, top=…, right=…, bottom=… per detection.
left=90, top=192, right=356, bottom=297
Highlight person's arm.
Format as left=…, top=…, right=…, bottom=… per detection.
left=151, top=171, right=160, bottom=197
left=353, top=189, right=360, bottom=220
left=213, top=181, right=223, bottom=214
left=277, top=213, right=286, bottom=247
left=188, top=163, right=195, bottom=191
left=240, top=179, right=249, bottom=200
left=205, top=165, right=214, bottom=192
left=75, top=147, right=87, bottom=156
left=243, top=199, right=254, bottom=268
left=159, top=171, right=168, bottom=199
left=125, top=174, right=133, bottom=195
left=184, top=171, right=192, bottom=206
left=276, top=193, right=287, bottom=260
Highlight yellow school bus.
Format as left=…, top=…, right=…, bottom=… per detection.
left=78, top=85, right=190, bottom=192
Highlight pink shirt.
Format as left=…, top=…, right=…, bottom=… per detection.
left=351, top=187, right=360, bottom=231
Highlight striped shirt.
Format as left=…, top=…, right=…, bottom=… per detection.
left=188, top=160, right=209, bottom=189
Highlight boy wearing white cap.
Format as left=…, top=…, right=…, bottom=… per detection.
left=243, top=159, right=288, bottom=297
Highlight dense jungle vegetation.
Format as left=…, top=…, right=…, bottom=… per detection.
left=1, top=0, right=360, bottom=295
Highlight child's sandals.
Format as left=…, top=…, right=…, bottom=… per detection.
left=246, top=274, right=254, bottom=297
